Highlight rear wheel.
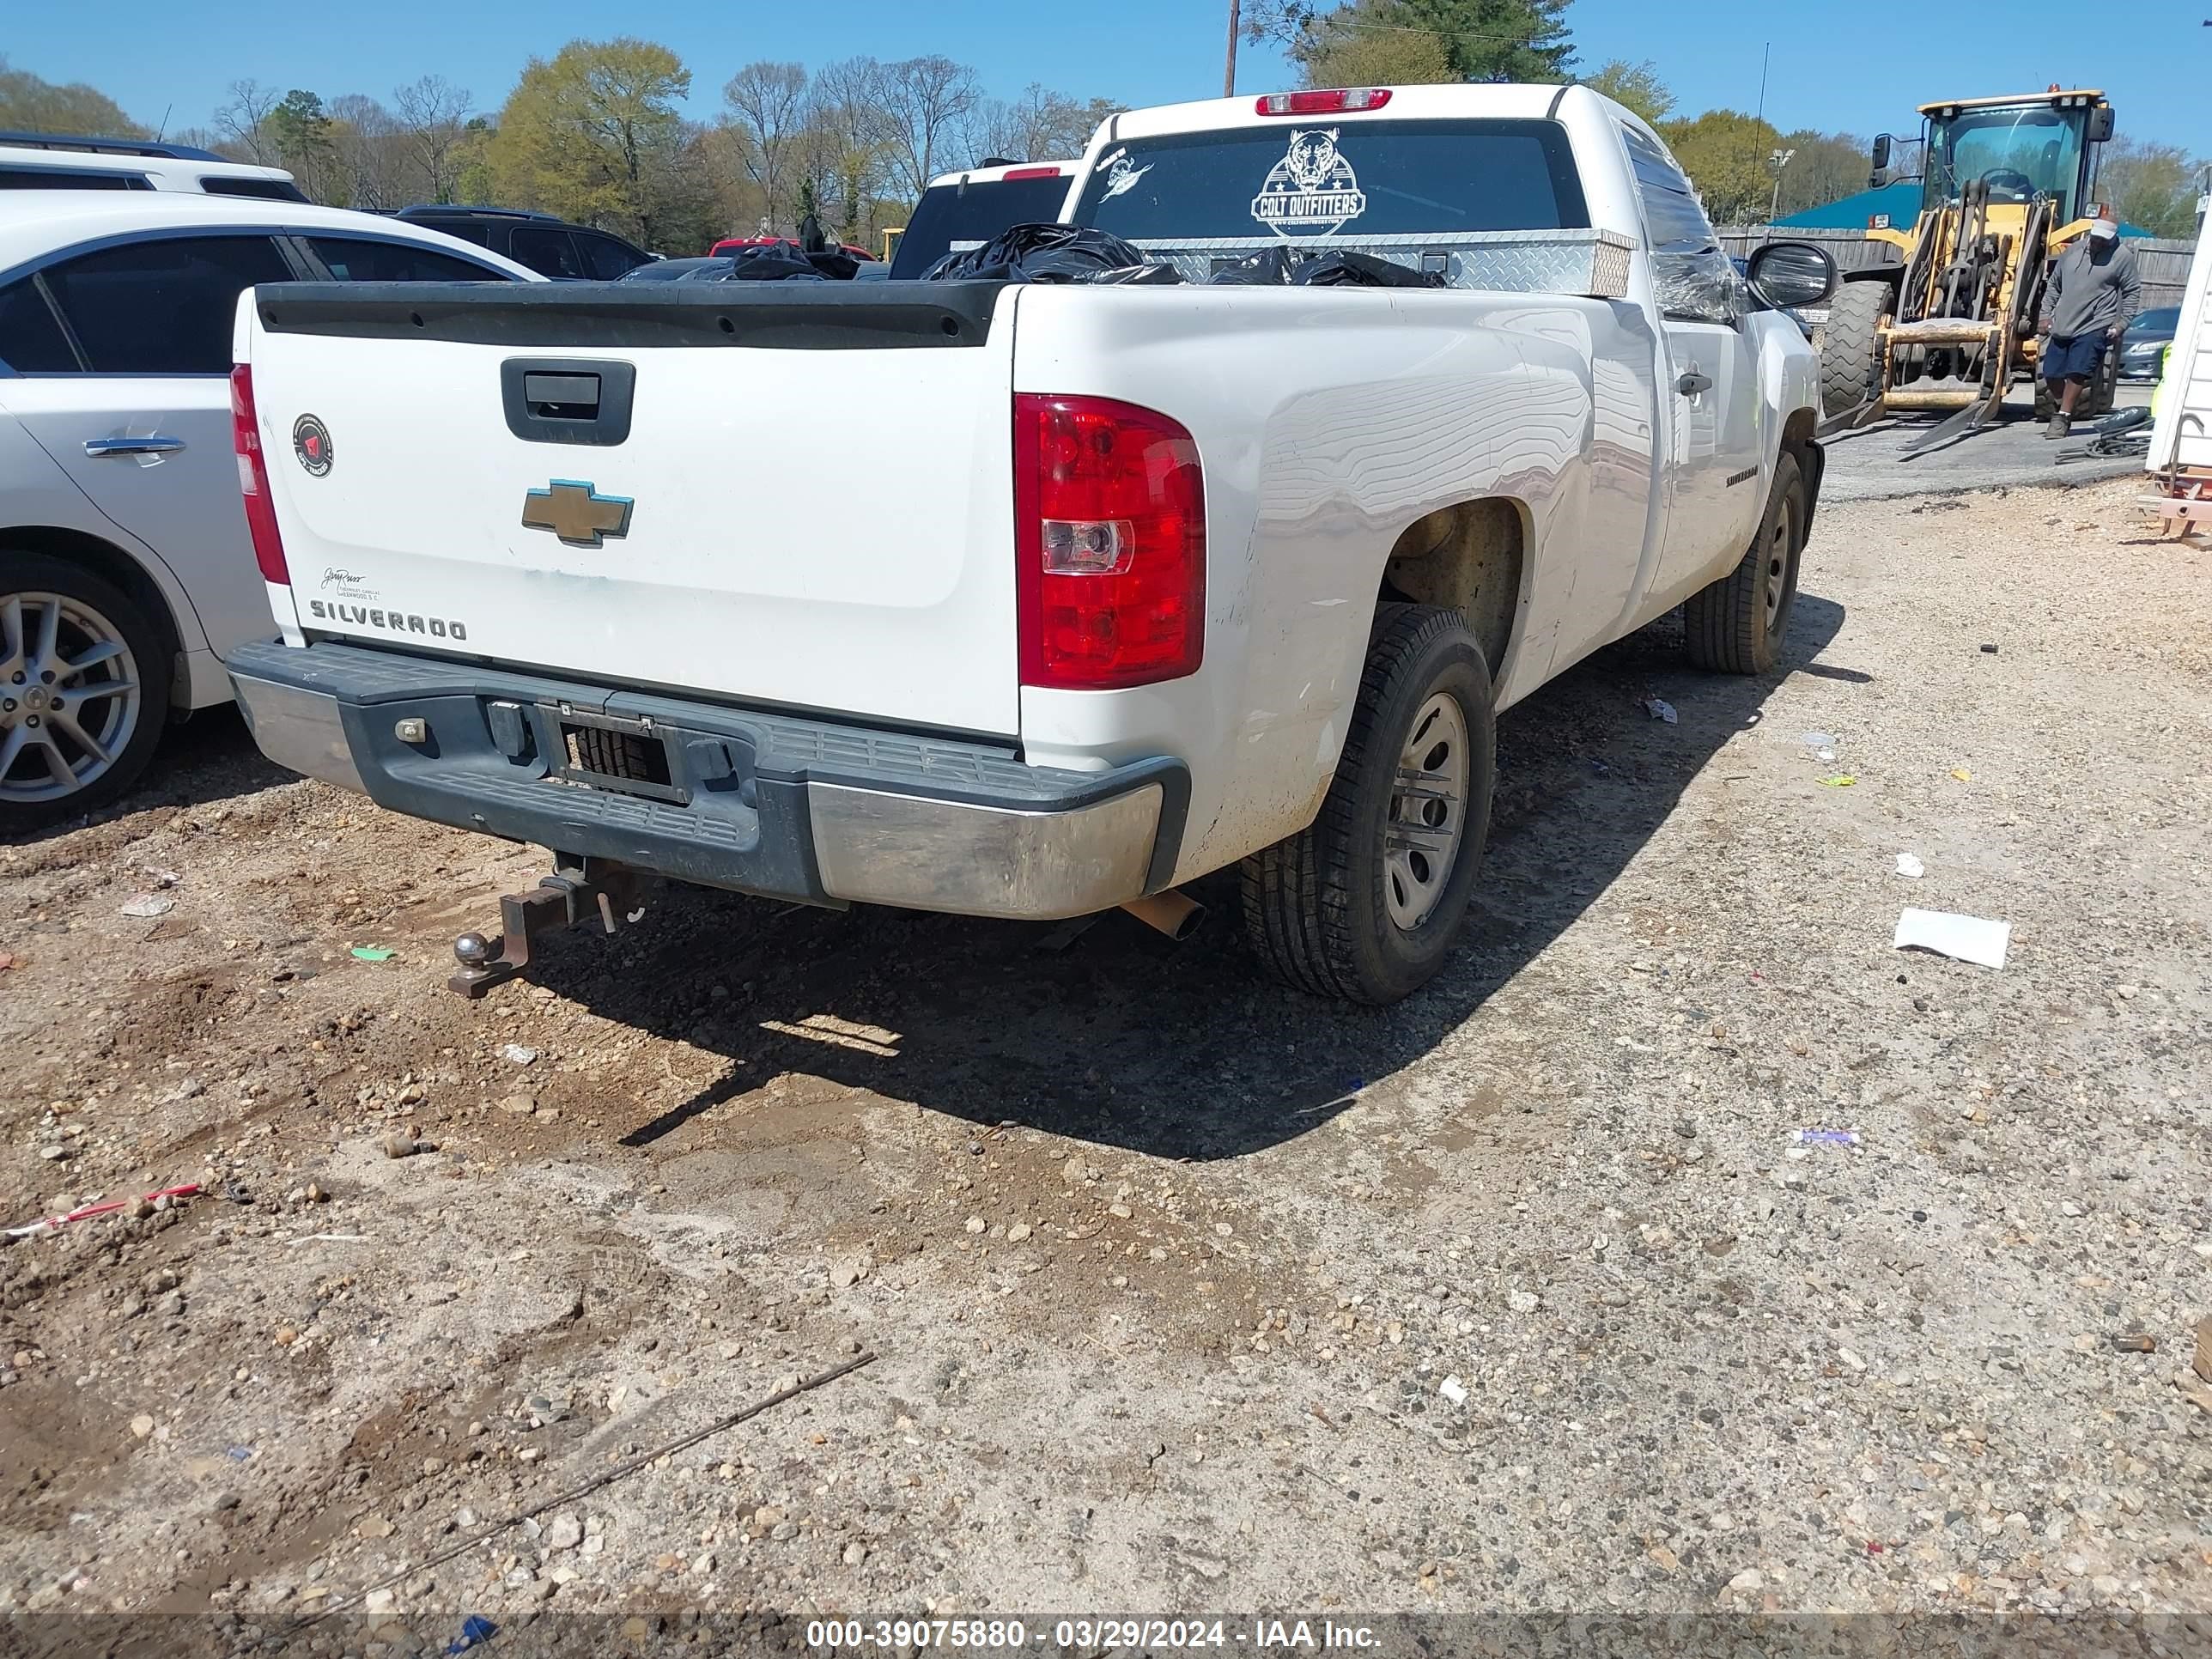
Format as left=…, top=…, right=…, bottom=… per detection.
left=0, top=553, right=167, bottom=833
left=1819, top=280, right=1891, bottom=418
left=1241, top=605, right=1496, bottom=1005
left=1684, top=450, right=1806, bottom=676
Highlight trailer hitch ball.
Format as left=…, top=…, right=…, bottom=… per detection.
left=454, top=932, right=497, bottom=969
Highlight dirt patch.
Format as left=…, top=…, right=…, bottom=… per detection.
left=3, top=478, right=2209, bottom=1633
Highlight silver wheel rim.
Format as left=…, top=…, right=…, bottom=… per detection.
left=0, top=591, right=142, bottom=804
left=1385, top=691, right=1470, bottom=931
left=1763, top=492, right=1798, bottom=629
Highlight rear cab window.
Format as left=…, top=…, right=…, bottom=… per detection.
left=198, top=176, right=311, bottom=203
left=574, top=231, right=648, bottom=279
left=1070, top=119, right=1589, bottom=241
left=891, top=174, right=1073, bottom=277
left=0, top=167, right=149, bottom=191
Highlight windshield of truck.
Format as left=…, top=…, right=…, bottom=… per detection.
left=891, top=174, right=1073, bottom=277
left=1929, top=106, right=2084, bottom=218
left=1070, top=118, right=1589, bottom=243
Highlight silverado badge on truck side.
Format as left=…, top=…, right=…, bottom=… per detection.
left=521, top=480, right=634, bottom=549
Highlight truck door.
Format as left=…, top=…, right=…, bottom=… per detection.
left=1618, top=126, right=1764, bottom=599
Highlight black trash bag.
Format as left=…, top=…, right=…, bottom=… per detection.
left=1080, top=262, right=1185, bottom=285
left=923, top=222, right=1152, bottom=283
left=721, top=243, right=829, bottom=283
left=1291, top=249, right=1448, bottom=289
left=800, top=246, right=861, bottom=280
left=1206, top=246, right=1295, bottom=285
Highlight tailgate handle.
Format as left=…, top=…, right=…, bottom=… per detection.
left=501, top=357, right=635, bottom=447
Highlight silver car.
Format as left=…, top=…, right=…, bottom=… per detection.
left=0, top=193, right=535, bottom=829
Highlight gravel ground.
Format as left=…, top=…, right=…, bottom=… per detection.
left=1, top=475, right=2209, bottom=1650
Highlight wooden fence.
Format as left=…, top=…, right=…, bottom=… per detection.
left=1715, top=225, right=2196, bottom=312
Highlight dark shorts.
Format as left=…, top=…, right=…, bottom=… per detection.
left=2044, top=331, right=2109, bottom=383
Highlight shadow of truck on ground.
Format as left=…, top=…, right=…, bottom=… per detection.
left=514, top=596, right=1847, bottom=1163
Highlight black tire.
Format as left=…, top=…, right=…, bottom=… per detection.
left=1241, top=605, right=1496, bottom=1005
left=1819, top=279, right=1890, bottom=418
left=1, top=551, right=169, bottom=834
left=1684, top=450, right=1806, bottom=676
left=2035, top=337, right=2120, bottom=420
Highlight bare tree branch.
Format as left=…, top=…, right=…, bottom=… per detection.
left=393, top=74, right=474, bottom=204
left=214, top=79, right=282, bottom=165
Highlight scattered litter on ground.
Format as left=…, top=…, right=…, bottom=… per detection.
left=1801, top=731, right=1837, bottom=748
left=0, top=951, right=15, bottom=971
left=1791, top=1129, right=1861, bottom=1148
left=2195, top=1319, right=2212, bottom=1383
left=1437, top=1375, right=1469, bottom=1407
left=500, top=1043, right=539, bottom=1066
left=289, top=1232, right=373, bottom=1245
left=1951, top=768, right=1972, bottom=781
left=380, top=1133, right=420, bottom=1159
left=1644, top=698, right=1678, bottom=724
left=1896, top=854, right=1926, bottom=879
left=443, top=1616, right=498, bottom=1656
left=1980, top=643, right=2000, bottom=654
left=5, top=1182, right=202, bottom=1238
left=225, top=1445, right=254, bottom=1462
left=1820, top=775, right=1857, bottom=787
left=1894, top=908, right=2011, bottom=969
left=2112, top=1334, right=2157, bottom=1353
left=349, top=945, right=397, bottom=962
left=118, top=894, right=174, bottom=919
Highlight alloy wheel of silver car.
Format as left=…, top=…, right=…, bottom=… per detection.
left=0, top=591, right=143, bottom=804
left=1383, top=690, right=1470, bottom=931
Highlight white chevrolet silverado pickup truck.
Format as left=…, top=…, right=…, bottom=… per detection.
left=224, top=83, right=1834, bottom=1004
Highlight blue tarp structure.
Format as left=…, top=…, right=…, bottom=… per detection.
left=1775, top=180, right=2150, bottom=235
left=1773, top=183, right=1928, bottom=230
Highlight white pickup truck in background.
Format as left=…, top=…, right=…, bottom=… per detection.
left=224, top=82, right=1834, bottom=1004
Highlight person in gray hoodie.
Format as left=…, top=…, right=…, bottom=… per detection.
left=2039, top=216, right=2141, bottom=438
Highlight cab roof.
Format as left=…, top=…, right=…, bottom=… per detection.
left=1916, top=90, right=2108, bottom=115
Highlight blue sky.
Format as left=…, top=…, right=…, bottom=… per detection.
left=10, top=0, right=2204, bottom=151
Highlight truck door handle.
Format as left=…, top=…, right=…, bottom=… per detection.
left=1675, top=369, right=1713, bottom=396
left=83, top=434, right=186, bottom=457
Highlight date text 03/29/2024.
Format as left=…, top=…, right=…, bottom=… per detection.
left=804, top=1620, right=1379, bottom=1650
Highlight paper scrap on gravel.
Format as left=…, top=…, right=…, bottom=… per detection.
left=1894, top=908, right=2009, bottom=969
left=1895, top=853, right=1926, bottom=879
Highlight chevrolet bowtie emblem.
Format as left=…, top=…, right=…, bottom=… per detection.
left=521, top=480, right=633, bottom=549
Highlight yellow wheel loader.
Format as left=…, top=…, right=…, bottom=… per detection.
left=1819, top=88, right=2118, bottom=452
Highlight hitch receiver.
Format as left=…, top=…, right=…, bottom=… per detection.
left=447, top=859, right=645, bottom=998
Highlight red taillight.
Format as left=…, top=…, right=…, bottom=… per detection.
left=1000, top=165, right=1064, bottom=179
left=1255, top=88, right=1392, bottom=116
left=1014, top=394, right=1204, bottom=690
left=228, top=364, right=289, bottom=586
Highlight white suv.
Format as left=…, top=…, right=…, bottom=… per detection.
left=0, top=132, right=307, bottom=201
left=0, top=192, right=538, bottom=828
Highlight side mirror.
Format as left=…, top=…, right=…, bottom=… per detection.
left=2087, top=106, right=2115, bottom=143
left=1869, top=132, right=1893, bottom=183
left=1746, top=240, right=1838, bottom=309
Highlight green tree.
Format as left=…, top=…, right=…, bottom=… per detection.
left=1249, top=0, right=1573, bottom=86
left=0, top=56, right=144, bottom=136
left=1583, top=59, right=1671, bottom=126
left=1300, top=4, right=1455, bottom=88
left=1658, top=108, right=1781, bottom=224
left=490, top=37, right=697, bottom=249
left=2100, top=138, right=2200, bottom=238
left=267, top=88, right=339, bottom=201
left=1776, top=128, right=1874, bottom=216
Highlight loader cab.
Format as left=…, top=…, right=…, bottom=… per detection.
left=1875, top=90, right=2113, bottom=227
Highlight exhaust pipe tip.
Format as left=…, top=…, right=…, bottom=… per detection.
left=1120, top=890, right=1204, bottom=942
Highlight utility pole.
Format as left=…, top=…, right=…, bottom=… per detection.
left=1224, top=0, right=1241, bottom=98
left=1768, top=147, right=1796, bottom=222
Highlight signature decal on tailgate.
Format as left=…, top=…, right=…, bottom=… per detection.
left=521, top=479, right=634, bottom=549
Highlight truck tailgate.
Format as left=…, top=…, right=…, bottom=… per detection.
left=246, top=283, right=1020, bottom=737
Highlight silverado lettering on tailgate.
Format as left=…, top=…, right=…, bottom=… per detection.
left=307, top=600, right=471, bottom=641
